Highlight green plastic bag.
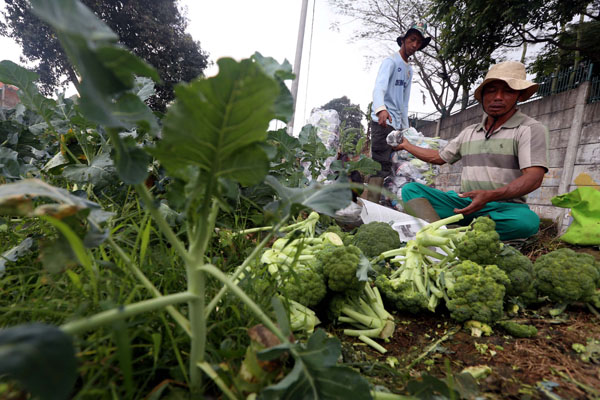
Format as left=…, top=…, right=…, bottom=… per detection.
left=551, top=187, right=600, bottom=245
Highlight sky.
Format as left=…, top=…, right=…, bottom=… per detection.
left=0, top=0, right=454, bottom=136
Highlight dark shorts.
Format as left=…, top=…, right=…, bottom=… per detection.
left=370, top=121, right=395, bottom=177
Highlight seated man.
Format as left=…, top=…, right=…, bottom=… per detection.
left=395, top=61, right=549, bottom=240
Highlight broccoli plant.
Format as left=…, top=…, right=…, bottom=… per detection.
left=442, top=260, right=510, bottom=323
left=495, top=245, right=535, bottom=297
left=455, top=216, right=502, bottom=266
left=352, top=221, right=401, bottom=258
left=533, top=248, right=600, bottom=314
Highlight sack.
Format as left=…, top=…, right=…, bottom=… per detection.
left=551, top=187, right=600, bottom=245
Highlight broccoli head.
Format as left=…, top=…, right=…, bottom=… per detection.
left=533, top=248, right=600, bottom=304
left=494, top=245, right=535, bottom=297
left=352, top=222, right=401, bottom=258
left=280, top=266, right=327, bottom=307
left=455, top=216, right=502, bottom=266
left=375, top=274, right=429, bottom=313
left=445, top=260, right=509, bottom=323
left=320, top=244, right=365, bottom=292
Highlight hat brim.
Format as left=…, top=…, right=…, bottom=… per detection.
left=474, top=78, right=539, bottom=102
left=396, top=32, right=431, bottom=51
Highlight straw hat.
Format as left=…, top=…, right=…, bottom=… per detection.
left=396, top=22, right=431, bottom=51
left=474, top=61, right=539, bottom=102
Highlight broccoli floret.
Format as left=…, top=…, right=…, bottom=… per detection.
left=455, top=217, right=502, bottom=266
left=375, top=274, right=429, bottom=313
left=444, top=260, right=510, bottom=323
left=352, top=222, right=401, bottom=258
left=533, top=248, right=600, bottom=304
left=497, top=321, right=538, bottom=338
left=280, top=266, right=327, bottom=307
left=494, top=245, right=535, bottom=297
left=320, top=245, right=365, bottom=292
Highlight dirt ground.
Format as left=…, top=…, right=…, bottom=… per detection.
left=341, top=221, right=600, bottom=399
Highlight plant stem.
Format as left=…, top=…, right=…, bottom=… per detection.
left=198, top=264, right=287, bottom=343
left=61, top=292, right=196, bottom=335
left=134, top=183, right=190, bottom=263
left=107, top=237, right=191, bottom=336
left=197, top=362, right=239, bottom=400
left=205, top=216, right=289, bottom=317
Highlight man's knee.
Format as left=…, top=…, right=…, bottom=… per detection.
left=401, top=182, right=427, bottom=202
left=494, top=210, right=540, bottom=240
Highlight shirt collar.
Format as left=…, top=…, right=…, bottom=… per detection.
left=475, top=109, right=526, bottom=131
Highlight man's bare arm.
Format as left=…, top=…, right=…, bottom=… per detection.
left=455, top=166, right=546, bottom=214
left=393, top=137, right=446, bottom=165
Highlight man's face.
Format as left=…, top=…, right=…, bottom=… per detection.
left=482, top=80, right=521, bottom=117
left=401, top=33, right=423, bottom=58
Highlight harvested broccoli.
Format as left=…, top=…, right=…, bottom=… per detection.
left=497, top=321, right=538, bottom=338
left=280, top=266, right=327, bottom=307
left=455, top=216, right=502, bottom=266
left=324, top=284, right=395, bottom=354
left=352, top=221, right=401, bottom=258
left=534, top=248, right=600, bottom=305
left=321, top=245, right=365, bottom=293
left=443, top=260, right=510, bottom=323
left=375, top=274, right=429, bottom=314
left=494, top=245, right=535, bottom=297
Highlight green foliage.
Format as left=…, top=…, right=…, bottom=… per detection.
left=0, top=324, right=77, bottom=400
left=1, top=0, right=208, bottom=111
left=533, top=248, right=600, bottom=304
left=445, top=260, right=510, bottom=323
left=319, top=96, right=363, bottom=130
left=257, top=329, right=372, bottom=399
left=352, top=221, right=401, bottom=258
left=151, top=57, right=277, bottom=186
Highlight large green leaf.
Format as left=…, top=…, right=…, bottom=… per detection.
left=0, top=60, right=57, bottom=123
left=62, top=151, right=115, bottom=186
left=258, top=329, right=371, bottom=400
left=150, top=57, right=278, bottom=185
left=30, top=0, right=159, bottom=133
left=264, top=175, right=351, bottom=217
left=0, top=324, right=77, bottom=400
left=0, top=178, right=113, bottom=223
left=252, top=52, right=294, bottom=123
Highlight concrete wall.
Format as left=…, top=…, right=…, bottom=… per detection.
left=420, top=83, right=600, bottom=223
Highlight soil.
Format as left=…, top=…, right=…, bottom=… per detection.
left=340, top=221, right=600, bottom=399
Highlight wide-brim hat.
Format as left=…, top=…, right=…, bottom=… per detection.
left=474, top=61, right=539, bottom=102
left=396, top=22, right=431, bottom=51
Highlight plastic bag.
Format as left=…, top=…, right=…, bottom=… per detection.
left=551, top=187, right=600, bottom=245
left=307, top=109, right=340, bottom=151
left=386, top=129, right=405, bottom=146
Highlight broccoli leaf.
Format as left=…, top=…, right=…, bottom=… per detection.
left=258, top=329, right=371, bottom=400
left=0, top=324, right=78, bottom=400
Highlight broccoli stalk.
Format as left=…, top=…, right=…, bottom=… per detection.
left=334, top=284, right=395, bottom=354
left=285, top=298, right=321, bottom=333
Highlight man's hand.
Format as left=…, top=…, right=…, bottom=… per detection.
left=454, top=190, right=496, bottom=215
left=377, top=110, right=392, bottom=127
left=392, top=137, right=409, bottom=151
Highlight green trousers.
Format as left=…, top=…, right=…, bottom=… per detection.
left=401, top=182, right=539, bottom=240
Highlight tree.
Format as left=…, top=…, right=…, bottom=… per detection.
left=429, top=0, right=599, bottom=79
left=0, top=0, right=209, bottom=111
left=319, top=96, right=363, bottom=129
left=328, top=0, right=486, bottom=116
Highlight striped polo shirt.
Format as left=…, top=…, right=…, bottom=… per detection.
left=439, top=110, right=549, bottom=203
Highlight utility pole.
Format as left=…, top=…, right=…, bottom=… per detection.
left=287, top=0, right=309, bottom=135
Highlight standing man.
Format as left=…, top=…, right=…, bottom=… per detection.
left=396, top=61, right=549, bottom=240
left=366, top=22, right=431, bottom=203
